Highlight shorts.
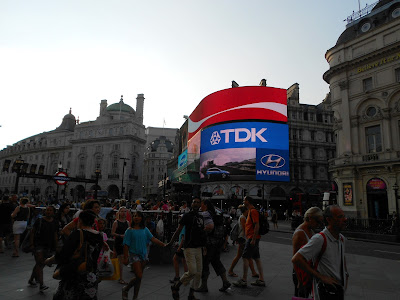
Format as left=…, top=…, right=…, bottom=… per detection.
left=242, top=239, right=260, bottom=260
left=0, top=224, right=12, bottom=237
left=12, top=221, right=27, bottom=235
left=129, top=253, right=145, bottom=263
left=175, top=249, right=184, bottom=258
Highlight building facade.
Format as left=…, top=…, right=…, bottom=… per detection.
left=0, top=95, right=146, bottom=202
left=324, top=0, right=400, bottom=218
left=142, top=127, right=178, bottom=199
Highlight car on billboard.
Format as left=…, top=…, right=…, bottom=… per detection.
left=206, top=167, right=230, bottom=179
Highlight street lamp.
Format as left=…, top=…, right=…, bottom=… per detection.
left=393, top=183, right=399, bottom=217
left=120, top=157, right=129, bottom=199
left=12, top=156, right=24, bottom=195
left=94, top=169, right=101, bottom=199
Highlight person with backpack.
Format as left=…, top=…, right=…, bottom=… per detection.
left=292, top=205, right=349, bottom=300
left=292, top=207, right=324, bottom=298
left=228, top=205, right=258, bottom=278
left=196, top=199, right=231, bottom=293
left=233, top=196, right=266, bottom=288
left=47, top=210, right=104, bottom=300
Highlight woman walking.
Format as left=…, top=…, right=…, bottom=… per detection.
left=271, top=210, right=278, bottom=230
left=227, top=205, right=258, bottom=278
left=10, top=197, right=31, bottom=257
left=111, top=206, right=130, bottom=284
left=122, top=211, right=166, bottom=300
left=28, top=206, right=58, bottom=291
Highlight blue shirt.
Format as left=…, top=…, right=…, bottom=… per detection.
left=123, top=227, right=153, bottom=260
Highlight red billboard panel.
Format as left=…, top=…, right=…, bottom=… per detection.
left=188, top=86, right=287, bottom=140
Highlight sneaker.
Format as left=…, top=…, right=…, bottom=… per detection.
left=219, top=281, right=231, bottom=292
left=28, top=280, right=37, bottom=287
left=232, top=279, right=247, bottom=288
left=39, top=285, right=49, bottom=292
left=250, top=279, right=266, bottom=287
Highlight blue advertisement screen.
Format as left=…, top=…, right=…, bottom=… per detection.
left=201, top=121, right=288, bottom=154
left=199, top=121, right=289, bottom=182
left=178, top=149, right=188, bottom=168
left=256, top=148, right=290, bottom=181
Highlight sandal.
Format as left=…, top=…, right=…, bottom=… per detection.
left=228, top=272, right=238, bottom=277
left=119, top=279, right=127, bottom=284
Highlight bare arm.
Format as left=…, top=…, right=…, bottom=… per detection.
left=167, top=224, right=184, bottom=247
left=11, top=206, right=20, bottom=218
left=292, top=231, right=308, bottom=255
left=111, top=220, right=118, bottom=238
left=61, top=220, right=77, bottom=237
left=292, top=252, right=339, bottom=286
left=151, top=236, right=166, bottom=247
left=123, top=244, right=129, bottom=265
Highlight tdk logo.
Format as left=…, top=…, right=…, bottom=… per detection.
left=210, top=128, right=267, bottom=145
left=260, top=154, right=285, bottom=168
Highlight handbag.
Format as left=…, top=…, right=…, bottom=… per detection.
left=98, top=250, right=114, bottom=278
left=317, top=282, right=344, bottom=300
left=53, top=229, right=87, bottom=280
left=101, top=258, right=120, bottom=281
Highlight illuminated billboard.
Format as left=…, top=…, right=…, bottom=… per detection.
left=200, top=121, right=289, bottom=182
left=178, top=149, right=188, bottom=169
left=188, top=86, right=287, bottom=140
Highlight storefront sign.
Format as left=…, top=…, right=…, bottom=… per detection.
left=357, top=52, right=400, bottom=73
left=343, top=183, right=353, bottom=206
left=366, top=178, right=386, bottom=190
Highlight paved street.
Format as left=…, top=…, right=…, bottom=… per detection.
left=1, top=221, right=400, bottom=300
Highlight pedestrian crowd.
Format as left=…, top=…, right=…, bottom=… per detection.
left=0, top=193, right=349, bottom=300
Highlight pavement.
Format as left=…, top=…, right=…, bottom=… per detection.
left=0, top=221, right=400, bottom=300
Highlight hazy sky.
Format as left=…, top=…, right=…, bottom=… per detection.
left=0, top=0, right=370, bottom=150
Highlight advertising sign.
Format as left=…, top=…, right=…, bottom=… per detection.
left=256, top=148, right=290, bottom=181
left=178, top=149, right=188, bottom=169
left=343, top=183, right=353, bottom=206
left=366, top=178, right=386, bottom=190
left=200, top=121, right=289, bottom=182
left=188, top=86, right=287, bottom=140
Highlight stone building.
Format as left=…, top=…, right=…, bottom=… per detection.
left=142, top=127, right=178, bottom=199
left=0, top=95, right=146, bottom=202
left=324, top=0, right=400, bottom=218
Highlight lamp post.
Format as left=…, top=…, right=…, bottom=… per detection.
left=94, top=169, right=101, bottom=200
left=120, top=157, right=129, bottom=199
left=13, top=156, right=24, bottom=195
left=393, top=183, right=399, bottom=217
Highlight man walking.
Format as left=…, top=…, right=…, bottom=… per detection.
left=168, top=198, right=206, bottom=300
left=233, top=196, right=265, bottom=287
left=292, top=205, right=349, bottom=300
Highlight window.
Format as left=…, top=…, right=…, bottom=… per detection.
left=310, top=113, right=314, bottom=121
left=363, top=77, right=373, bottom=92
left=113, top=144, right=120, bottom=151
left=112, top=155, right=119, bottom=169
left=366, top=125, right=382, bottom=153
left=366, top=107, right=377, bottom=117
left=298, top=130, right=302, bottom=140
left=395, top=68, right=400, bottom=83
left=310, top=131, right=315, bottom=141
left=291, top=112, right=296, bottom=119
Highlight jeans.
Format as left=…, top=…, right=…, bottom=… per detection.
left=203, top=245, right=225, bottom=277
left=181, top=247, right=202, bottom=289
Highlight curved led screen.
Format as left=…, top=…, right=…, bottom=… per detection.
left=188, top=86, right=287, bottom=140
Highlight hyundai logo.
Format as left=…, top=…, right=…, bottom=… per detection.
left=260, top=154, right=285, bottom=168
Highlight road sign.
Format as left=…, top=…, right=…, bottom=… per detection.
left=54, top=171, right=69, bottom=185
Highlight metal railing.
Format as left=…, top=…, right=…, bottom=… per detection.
left=344, top=1, right=379, bottom=25
left=344, top=217, right=399, bottom=235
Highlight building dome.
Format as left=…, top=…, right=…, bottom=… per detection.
left=148, top=136, right=174, bottom=153
left=56, top=108, right=76, bottom=131
left=106, top=96, right=135, bottom=114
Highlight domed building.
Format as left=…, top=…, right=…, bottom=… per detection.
left=0, top=94, right=146, bottom=202
left=324, top=0, right=400, bottom=218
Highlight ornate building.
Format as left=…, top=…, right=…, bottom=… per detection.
left=142, top=127, right=178, bottom=199
left=0, top=95, right=146, bottom=201
left=324, top=0, right=400, bottom=218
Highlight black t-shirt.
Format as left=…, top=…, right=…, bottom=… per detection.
left=0, top=202, right=13, bottom=224
left=179, top=210, right=206, bottom=248
left=33, top=218, right=58, bottom=249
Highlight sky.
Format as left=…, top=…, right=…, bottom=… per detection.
left=0, top=0, right=372, bottom=150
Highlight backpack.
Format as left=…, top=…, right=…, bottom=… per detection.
left=208, top=213, right=225, bottom=246
left=230, top=222, right=239, bottom=242
left=250, top=209, right=269, bottom=235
